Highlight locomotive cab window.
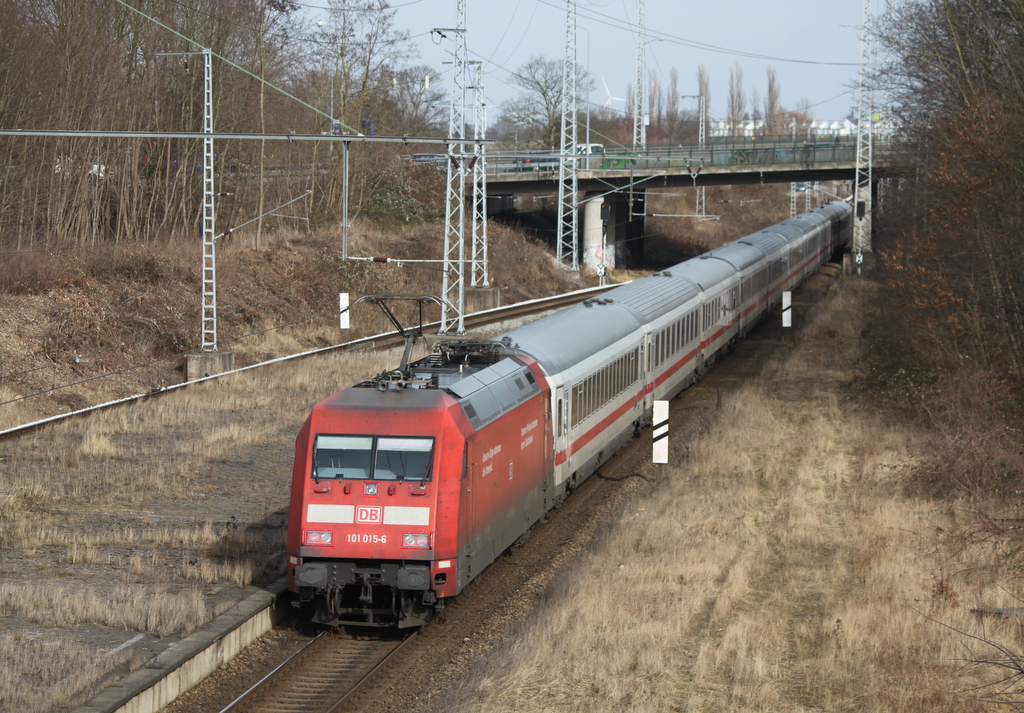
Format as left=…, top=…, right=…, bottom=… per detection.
left=312, top=435, right=434, bottom=481
left=375, top=437, right=433, bottom=481
left=313, top=435, right=372, bottom=479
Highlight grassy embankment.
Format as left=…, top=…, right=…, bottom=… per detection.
left=431, top=277, right=1024, bottom=712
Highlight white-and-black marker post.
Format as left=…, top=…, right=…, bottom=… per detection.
left=653, top=400, right=669, bottom=464
left=782, top=291, right=792, bottom=328
left=339, top=293, right=350, bottom=329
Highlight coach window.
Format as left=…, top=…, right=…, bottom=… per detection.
left=591, top=375, right=597, bottom=412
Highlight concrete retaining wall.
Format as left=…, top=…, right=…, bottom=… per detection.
left=73, top=580, right=288, bottom=713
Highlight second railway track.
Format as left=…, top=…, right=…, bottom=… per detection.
left=0, top=284, right=611, bottom=441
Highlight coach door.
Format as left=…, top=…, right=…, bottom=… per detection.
left=554, top=387, right=570, bottom=478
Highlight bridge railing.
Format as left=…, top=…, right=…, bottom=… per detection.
left=483, top=138, right=886, bottom=176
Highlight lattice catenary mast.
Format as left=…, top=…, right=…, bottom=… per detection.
left=440, top=0, right=469, bottom=333
left=852, top=0, right=874, bottom=253
left=681, top=93, right=706, bottom=216
left=159, top=48, right=217, bottom=352
left=470, top=61, right=489, bottom=287
left=632, top=0, right=647, bottom=150
left=555, top=0, right=579, bottom=270
left=200, top=49, right=216, bottom=351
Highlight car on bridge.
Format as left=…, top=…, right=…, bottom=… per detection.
left=408, top=153, right=446, bottom=167
left=514, top=151, right=559, bottom=172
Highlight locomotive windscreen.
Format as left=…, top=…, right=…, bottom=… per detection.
left=313, top=434, right=434, bottom=481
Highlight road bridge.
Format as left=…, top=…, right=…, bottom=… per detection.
left=477, top=137, right=888, bottom=269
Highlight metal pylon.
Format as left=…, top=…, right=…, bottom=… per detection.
left=853, top=0, right=873, bottom=253
left=697, top=93, right=706, bottom=216
left=556, top=0, right=579, bottom=270
left=441, top=0, right=468, bottom=333
left=683, top=93, right=707, bottom=215
left=632, top=0, right=646, bottom=150
left=470, top=61, right=489, bottom=287
left=200, top=49, right=217, bottom=351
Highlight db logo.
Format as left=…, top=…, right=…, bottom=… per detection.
left=355, top=506, right=383, bottom=524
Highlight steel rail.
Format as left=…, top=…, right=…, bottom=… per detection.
left=0, top=284, right=614, bottom=440
left=325, top=632, right=418, bottom=713
left=216, top=630, right=416, bottom=713
left=218, top=630, right=330, bottom=713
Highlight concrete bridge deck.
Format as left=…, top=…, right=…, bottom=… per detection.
left=481, top=138, right=888, bottom=192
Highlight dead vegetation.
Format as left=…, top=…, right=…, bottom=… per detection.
left=0, top=219, right=592, bottom=432
left=4, top=189, right=1022, bottom=711
left=430, top=278, right=1024, bottom=712
left=0, top=632, right=138, bottom=713
left=0, top=345, right=401, bottom=712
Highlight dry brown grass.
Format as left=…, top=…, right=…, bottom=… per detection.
left=0, top=583, right=209, bottom=635
left=434, top=279, right=1021, bottom=713
left=0, top=342, right=407, bottom=712
left=0, top=631, right=138, bottom=713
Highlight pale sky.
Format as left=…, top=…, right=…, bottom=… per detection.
left=309, top=0, right=870, bottom=125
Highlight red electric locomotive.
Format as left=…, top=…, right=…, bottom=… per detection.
left=287, top=341, right=552, bottom=627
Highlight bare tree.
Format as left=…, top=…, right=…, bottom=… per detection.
left=387, top=65, right=446, bottom=134
left=727, top=63, right=745, bottom=135
left=697, top=64, right=711, bottom=137
left=0, top=0, right=473, bottom=246
left=666, top=67, right=681, bottom=141
left=497, top=56, right=592, bottom=149
left=875, top=0, right=1024, bottom=380
left=764, top=66, right=782, bottom=135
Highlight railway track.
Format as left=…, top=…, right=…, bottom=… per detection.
left=219, top=629, right=415, bottom=713
left=0, top=284, right=611, bottom=440
left=0, top=282, right=606, bottom=440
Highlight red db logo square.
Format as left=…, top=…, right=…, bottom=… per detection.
left=356, top=506, right=383, bottom=524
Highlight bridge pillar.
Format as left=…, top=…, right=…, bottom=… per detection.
left=581, top=192, right=611, bottom=270
left=603, top=191, right=632, bottom=265
left=600, top=189, right=646, bottom=266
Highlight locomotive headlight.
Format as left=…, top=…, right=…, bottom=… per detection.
left=304, top=530, right=334, bottom=546
left=401, top=533, right=430, bottom=549
left=363, top=483, right=378, bottom=496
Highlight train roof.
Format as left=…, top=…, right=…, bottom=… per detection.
left=739, top=231, right=788, bottom=256
left=663, top=254, right=739, bottom=291
left=445, top=356, right=542, bottom=430
left=597, top=270, right=700, bottom=319
left=767, top=221, right=808, bottom=244
left=815, top=201, right=853, bottom=222
left=787, top=212, right=829, bottom=233
left=703, top=241, right=767, bottom=272
left=500, top=301, right=643, bottom=375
